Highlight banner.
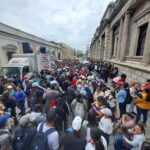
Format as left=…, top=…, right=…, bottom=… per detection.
left=41, top=53, right=50, bottom=69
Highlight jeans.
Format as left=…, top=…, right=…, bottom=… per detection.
left=17, top=100, right=25, bottom=115
left=114, top=133, right=131, bottom=150
left=119, top=102, right=126, bottom=118
left=136, top=106, right=148, bottom=124
left=128, top=103, right=135, bottom=113
left=29, top=100, right=35, bottom=111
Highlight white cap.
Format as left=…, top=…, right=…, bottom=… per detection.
left=7, top=85, right=13, bottom=89
left=101, top=108, right=112, bottom=116
left=72, top=116, right=82, bottom=131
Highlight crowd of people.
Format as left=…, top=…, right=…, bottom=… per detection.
left=0, top=60, right=150, bottom=150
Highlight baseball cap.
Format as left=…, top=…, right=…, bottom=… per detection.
left=100, top=108, right=112, bottom=116
left=72, top=116, right=82, bottom=131
left=29, top=112, right=41, bottom=123
left=7, top=85, right=13, bottom=89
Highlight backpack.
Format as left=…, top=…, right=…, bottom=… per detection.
left=31, top=123, right=56, bottom=150
left=74, top=102, right=85, bottom=119
left=13, top=127, right=30, bottom=150
left=125, top=89, right=132, bottom=104
left=0, top=130, right=12, bottom=145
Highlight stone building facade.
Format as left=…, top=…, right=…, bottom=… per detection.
left=60, top=43, right=76, bottom=59
left=0, top=22, right=75, bottom=68
left=89, top=0, right=150, bottom=84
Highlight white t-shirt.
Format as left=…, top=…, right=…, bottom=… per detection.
left=125, top=134, right=145, bottom=150
left=85, top=136, right=107, bottom=150
left=37, top=123, right=59, bottom=150
left=99, top=116, right=113, bottom=135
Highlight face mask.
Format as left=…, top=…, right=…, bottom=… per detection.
left=84, top=84, right=88, bottom=88
left=77, top=84, right=82, bottom=88
left=95, top=104, right=99, bottom=107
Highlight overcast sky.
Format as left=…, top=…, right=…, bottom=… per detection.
left=0, top=0, right=113, bottom=52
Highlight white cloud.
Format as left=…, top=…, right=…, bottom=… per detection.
left=0, top=0, right=112, bottom=51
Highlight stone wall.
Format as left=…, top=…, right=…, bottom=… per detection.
left=114, top=63, right=150, bottom=85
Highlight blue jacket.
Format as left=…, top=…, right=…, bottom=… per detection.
left=117, top=88, right=127, bottom=103
left=14, top=90, right=26, bottom=103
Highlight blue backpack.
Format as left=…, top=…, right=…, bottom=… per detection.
left=31, top=123, right=56, bottom=150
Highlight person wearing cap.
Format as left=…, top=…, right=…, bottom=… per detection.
left=62, top=116, right=85, bottom=150
left=142, top=79, right=150, bottom=90
left=98, top=108, right=113, bottom=145
left=4, top=84, right=16, bottom=100
left=0, top=113, right=12, bottom=150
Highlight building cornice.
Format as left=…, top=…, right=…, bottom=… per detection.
left=0, top=30, right=61, bottom=49
left=0, top=22, right=61, bottom=49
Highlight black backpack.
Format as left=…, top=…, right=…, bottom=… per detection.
left=125, top=88, right=132, bottom=104
left=31, top=123, right=56, bottom=150
left=13, top=127, right=30, bottom=150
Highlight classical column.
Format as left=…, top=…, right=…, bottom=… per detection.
left=98, top=39, right=101, bottom=60
left=108, top=29, right=113, bottom=59
left=142, top=22, right=150, bottom=64
left=95, top=40, right=98, bottom=59
left=93, top=42, right=96, bottom=59
left=116, top=18, right=123, bottom=60
left=120, top=12, right=131, bottom=62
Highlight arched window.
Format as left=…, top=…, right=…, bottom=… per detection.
left=3, top=44, right=17, bottom=61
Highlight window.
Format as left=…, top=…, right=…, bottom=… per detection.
left=7, top=51, right=14, bottom=61
left=136, top=23, right=148, bottom=56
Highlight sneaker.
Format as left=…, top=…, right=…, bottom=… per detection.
left=142, top=122, right=147, bottom=127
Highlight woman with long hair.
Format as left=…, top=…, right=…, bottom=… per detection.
left=82, top=111, right=98, bottom=143
left=85, top=127, right=107, bottom=150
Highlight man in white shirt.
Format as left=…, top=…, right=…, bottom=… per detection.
left=37, top=109, right=59, bottom=150
left=129, top=82, right=139, bottom=114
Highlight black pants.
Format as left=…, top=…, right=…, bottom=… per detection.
left=119, top=102, right=126, bottom=118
